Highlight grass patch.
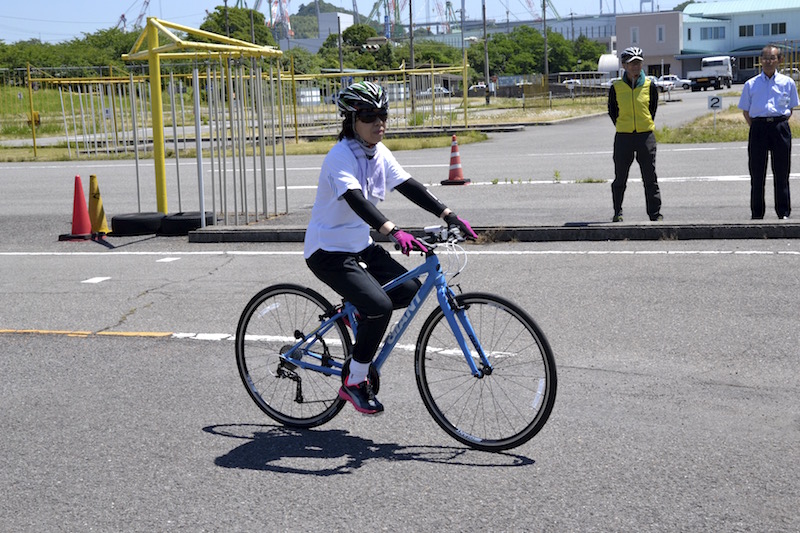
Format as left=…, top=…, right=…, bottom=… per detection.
left=575, top=178, right=607, bottom=183
left=658, top=102, right=800, bottom=143
left=0, top=131, right=489, bottom=162
left=252, top=130, right=486, bottom=155
left=0, top=146, right=75, bottom=162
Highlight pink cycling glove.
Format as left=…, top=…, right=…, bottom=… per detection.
left=389, top=228, right=427, bottom=255
left=444, top=212, right=478, bottom=240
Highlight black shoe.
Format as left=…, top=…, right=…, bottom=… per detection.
left=780, top=214, right=790, bottom=220
left=650, top=214, right=663, bottom=221
left=612, top=214, right=623, bottom=222
left=339, top=378, right=384, bottom=414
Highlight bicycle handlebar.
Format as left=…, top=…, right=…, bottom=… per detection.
left=420, top=225, right=466, bottom=247
left=390, top=225, right=465, bottom=255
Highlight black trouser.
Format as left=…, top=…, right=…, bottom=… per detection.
left=748, top=119, right=792, bottom=218
left=306, top=244, right=420, bottom=364
left=612, top=131, right=662, bottom=218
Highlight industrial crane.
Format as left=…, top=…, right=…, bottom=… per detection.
left=267, top=0, right=294, bottom=37
left=366, top=0, right=409, bottom=38
left=526, top=0, right=561, bottom=21
left=115, top=14, right=127, bottom=31
left=133, top=0, right=151, bottom=30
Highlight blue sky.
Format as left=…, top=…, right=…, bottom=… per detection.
left=1, top=0, right=682, bottom=43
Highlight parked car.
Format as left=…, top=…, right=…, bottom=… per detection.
left=562, top=79, right=581, bottom=90
left=647, top=75, right=674, bottom=92
left=601, top=76, right=621, bottom=88
left=658, top=74, right=691, bottom=90
left=780, top=67, right=800, bottom=81
left=468, top=83, right=487, bottom=92
left=419, top=86, right=450, bottom=97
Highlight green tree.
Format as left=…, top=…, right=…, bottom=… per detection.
left=316, top=24, right=379, bottom=70
left=199, top=6, right=276, bottom=46
left=291, top=16, right=319, bottom=39
left=573, top=35, right=606, bottom=71
left=546, top=31, right=575, bottom=73
left=374, top=42, right=397, bottom=70
left=468, top=26, right=543, bottom=77
left=341, top=24, right=378, bottom=48
left=284, top=47, right=323, bottom=74
left=397, top=39, right=461, bottom=67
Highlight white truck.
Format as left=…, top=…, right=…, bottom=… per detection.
left=688, top=56, right=733, bottom=91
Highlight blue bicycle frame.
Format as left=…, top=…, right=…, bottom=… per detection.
left=281, top=248, right=493, bottom=379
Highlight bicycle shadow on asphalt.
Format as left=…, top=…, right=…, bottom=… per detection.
left=203, top=423, right=534, bottom=476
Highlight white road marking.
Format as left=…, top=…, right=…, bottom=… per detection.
left=3, top=250, right=800, bottom=258
left=81, top=276, right=111, bottom=284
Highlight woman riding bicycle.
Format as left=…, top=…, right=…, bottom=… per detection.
left=304, top=81, right=477, bottom=415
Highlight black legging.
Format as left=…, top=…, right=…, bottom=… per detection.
left=306, top=244, right=420, bottom=364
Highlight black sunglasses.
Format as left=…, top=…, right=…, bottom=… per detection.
left=357, top=110, right=388, bottom=123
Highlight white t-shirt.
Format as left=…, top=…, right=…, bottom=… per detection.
left=303, top=139, right=411, bottom=258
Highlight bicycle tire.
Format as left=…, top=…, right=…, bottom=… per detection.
left=236, top=284, right=350, bottom=428
left=415, top=292, right=557, bottom=452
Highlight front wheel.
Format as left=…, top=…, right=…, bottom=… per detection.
left=415, top=293, right=557, bottom=452
left=236, top=284, right=350, bottom=428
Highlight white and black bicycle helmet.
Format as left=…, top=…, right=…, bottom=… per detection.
left=620, top=46, right=644, bottom=63
left=336, top=81, right=389, bottom=117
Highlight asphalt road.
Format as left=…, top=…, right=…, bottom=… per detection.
left=2, top=88, right=799, bottom=531
left=0, top=88, right=785, bottom=250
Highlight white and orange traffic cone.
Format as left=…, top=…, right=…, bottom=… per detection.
left=440, top=135, right=470, bottom=185
left=58, top=175, right=93, bottom=241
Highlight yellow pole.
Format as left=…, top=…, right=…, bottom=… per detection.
left=147, top=19, right=169, bottom=214
left=27, top=63, right=38, bottom=157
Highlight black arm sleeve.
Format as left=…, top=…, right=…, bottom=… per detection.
left=342, top=188, right=389, bottom=230
left=607, top=86, right=618, bottom=125
left=394, top=178, right=447, bottom=216
left=649, top=83, right=658, bottom=120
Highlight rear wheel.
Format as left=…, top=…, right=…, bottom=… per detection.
left=236, top=284, right=350, bottom=428
left=415, top=293, right=557, bottom=452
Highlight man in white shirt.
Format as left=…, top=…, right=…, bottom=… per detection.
left=738, top=44, right=800, bottom=219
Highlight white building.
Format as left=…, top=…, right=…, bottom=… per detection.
left=616, top=0, right=800, bottom=82
left=681, top=0, right=800, bottom=81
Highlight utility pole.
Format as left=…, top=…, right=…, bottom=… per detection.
left=483, top=0, right=490, bottom=105
left=224, top=0, right=230, bottom=37
left=542, top=0, right=548, bottom=83
left=409, top=1, right=415, bottom=70
left=460, top=0, right=466, bottom=57
left=410, top=1, right=416, bottom=117
left=337, top=15, right=344, bottom=73
left=570, top=11, right=575, bottom=41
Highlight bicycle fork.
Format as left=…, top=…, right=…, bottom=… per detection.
left=435, top=285, right=494, bottom=378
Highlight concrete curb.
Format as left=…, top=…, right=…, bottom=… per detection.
left=188, top=222, right=800, bottom=243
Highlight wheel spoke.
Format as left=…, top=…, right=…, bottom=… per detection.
left=236, top=285, right=350, bottom=428
left=416, top=293, right=557, bottom=451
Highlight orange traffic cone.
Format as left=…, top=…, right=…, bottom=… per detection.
left=88, top=174, right=110, bottom=237
left=440, top=135, right=471, bottom=185
left=58, top=175, right=92, bottom=241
